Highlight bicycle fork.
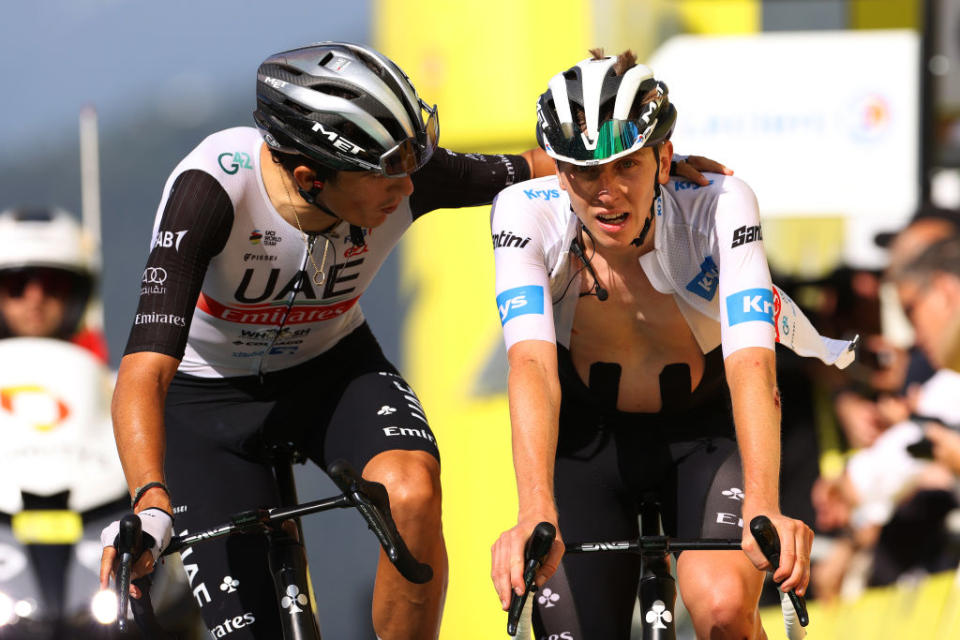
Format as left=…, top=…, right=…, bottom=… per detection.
left=638, top=500, right=677, bottom=640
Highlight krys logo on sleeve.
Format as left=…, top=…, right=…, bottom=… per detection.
left=496, top=285, right=545, bottom=325
left=725, top=288, right=775, bottom=326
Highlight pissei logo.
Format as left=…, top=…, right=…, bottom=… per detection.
left=218, top=152, right=254, bottom=175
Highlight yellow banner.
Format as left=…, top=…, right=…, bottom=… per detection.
left=374, top=1, right=591, bottom=637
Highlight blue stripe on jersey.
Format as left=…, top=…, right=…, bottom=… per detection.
left=497, top=285, right=544, bottom=325
left=726, top=288, right=775, bottom=326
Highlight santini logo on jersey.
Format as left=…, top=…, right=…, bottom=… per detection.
left=524, top=188, right=561, bottom=201
left=492, top=230, right=531, bottom=249
left=731, top=225, right=762, bottom=248
left=685, top=257, right=718, bottom=301
left=726, top=288, right=775, bottom=326
left=497, top=285, right=544, bottom=325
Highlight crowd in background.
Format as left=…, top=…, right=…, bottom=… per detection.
left=772, top=204, right=960, bottom=603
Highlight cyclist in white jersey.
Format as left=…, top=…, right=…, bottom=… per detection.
left=489, top=50, right=855, bottom=639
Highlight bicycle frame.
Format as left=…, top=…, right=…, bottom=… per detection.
left=511, top=499, right=806, bottom=640
left=117, top=455, right=431, bottom=640
left=564, top=500, right=740, bottom=640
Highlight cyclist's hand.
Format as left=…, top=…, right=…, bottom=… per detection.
left=673, top=154, right=733, bottom=185
left=491, top=516, right=564, bottom=610
left=741, top=511, right=813, bottom=597
left=99, top=508, right=173, bottom=598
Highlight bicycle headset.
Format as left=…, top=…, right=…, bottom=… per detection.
left=535, top=52, right=677, bottom=249
left=0, top=207, right=96, bottom=340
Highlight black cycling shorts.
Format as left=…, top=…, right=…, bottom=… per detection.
left=163, top=322, right=439, bottom=638
left=533, top=347, right=745, bottom=640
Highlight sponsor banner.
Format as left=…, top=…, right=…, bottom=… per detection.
left=196, top=293, right=359, bottom=325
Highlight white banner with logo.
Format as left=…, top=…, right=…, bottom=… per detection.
left=650, top=30, right=920, bottom=269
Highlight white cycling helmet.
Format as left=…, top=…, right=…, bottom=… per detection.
left=536, top=54, right=676, bottom=166
left=0, top=207, right=97, bottom=338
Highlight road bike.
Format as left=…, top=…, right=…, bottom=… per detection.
left=507, top=496, right=808, bottom=640
left=110, top=447, right=432, bottom=639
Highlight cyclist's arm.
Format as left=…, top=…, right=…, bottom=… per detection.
left=489, top=187, right=567, bottom=607
left=112, top=351, right=180, bottom=514
left=714, top=176, right=812, bottom=594
left=409, top=148, right=531, bottom=217
left=518, top=148, right=557, bottom=179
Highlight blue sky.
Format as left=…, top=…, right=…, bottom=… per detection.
left=0, top=0, right=370, bottom=160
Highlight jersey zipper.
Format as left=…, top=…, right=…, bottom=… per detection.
left=256, top=232, right=322, bottom=380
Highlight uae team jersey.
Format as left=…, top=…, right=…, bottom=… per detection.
left=125, top=126, right=529, bottom=377
left=490, top=174, right=856, bottom=367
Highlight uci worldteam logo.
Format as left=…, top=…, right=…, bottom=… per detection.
left=218, top=151, right=254, bottom=175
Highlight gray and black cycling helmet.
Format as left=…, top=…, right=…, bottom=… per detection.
left=254, top=42, right=439, bottom=178
left=536, top=55, right=676, bottom=166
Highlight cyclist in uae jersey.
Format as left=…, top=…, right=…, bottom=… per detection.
left=489, top=50, right=856, bottom=639
left=94, top=42, right=564, bottom=640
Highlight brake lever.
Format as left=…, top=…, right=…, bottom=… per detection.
left=749, top=516, right=809, bottom=627
left=116, top=513, right=143, bottom=631
left=507, top=522, right=556, bottom=636
left=328, top=459, right=433, bottom=584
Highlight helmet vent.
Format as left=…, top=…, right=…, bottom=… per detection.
left=283, top=99, right=312, bottom=116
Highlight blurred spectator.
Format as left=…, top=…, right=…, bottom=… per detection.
left=812, top=233, right=960, bottom=599
left=0, top=207, right=107, bottom=361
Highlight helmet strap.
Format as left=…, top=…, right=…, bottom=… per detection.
left=630, top=149, right=661, bottom=248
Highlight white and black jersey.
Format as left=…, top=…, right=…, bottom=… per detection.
left=125, top=127, right=529, bottom=377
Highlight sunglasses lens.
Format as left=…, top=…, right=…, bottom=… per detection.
left=0, top=269, right=74, bottom=297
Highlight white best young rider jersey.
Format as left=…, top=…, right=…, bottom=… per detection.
left=126, top=126, right=529, bottom=377
left=490, top=174, right=856, bottom=368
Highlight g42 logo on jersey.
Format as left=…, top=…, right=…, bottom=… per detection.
left=496, top=285, right=544, bottom=325
left=726, top=288, right=775, bottom=326
left=218, top=152, right=253, bottom=175
left=685, top=256, right=718, bottom=301
left=731, top=224, right=762, bottom=248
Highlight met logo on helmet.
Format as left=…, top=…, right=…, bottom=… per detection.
left=310, top=122, right=365, bottom=155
